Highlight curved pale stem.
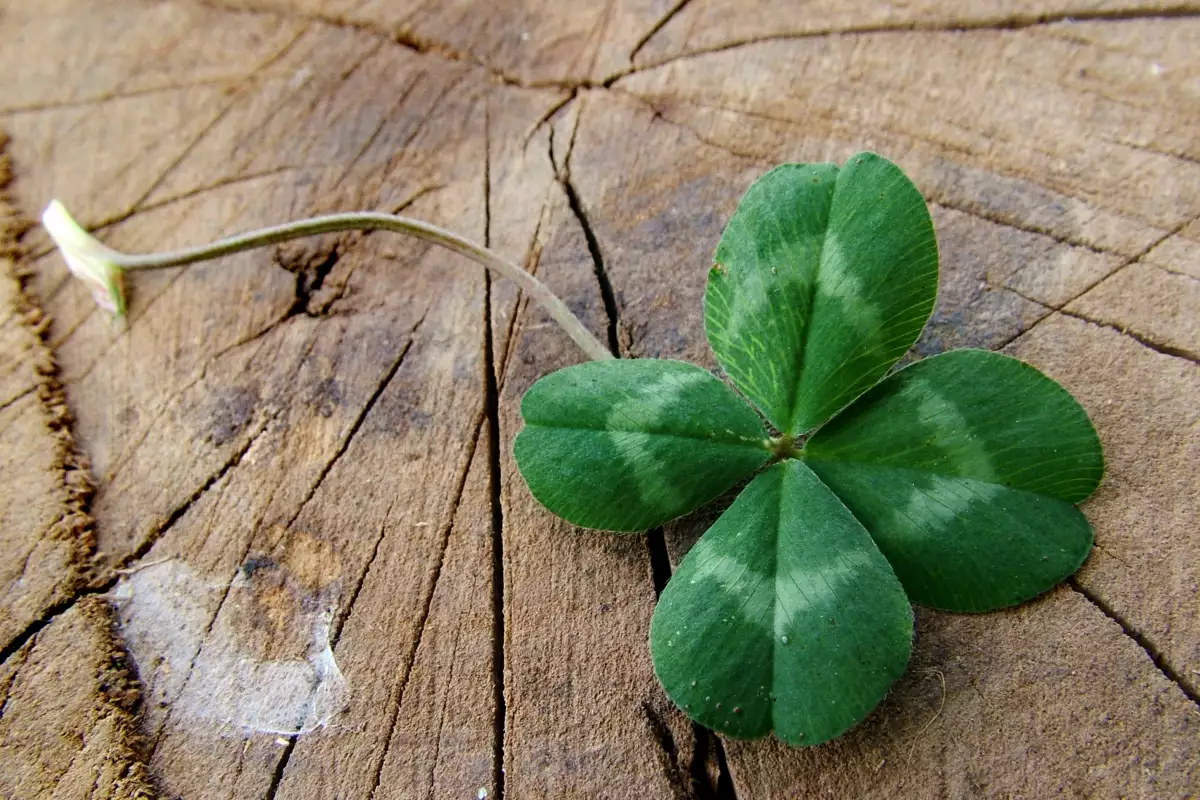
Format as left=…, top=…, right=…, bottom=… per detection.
left=113, top=212, right=615, bottom=362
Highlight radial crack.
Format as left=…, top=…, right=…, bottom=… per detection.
left=642, top=702, right=689, bottom=799
left=615, top=5, right=1200, bottom=79
left=113, top=406, right=281, bottom=578
left=558, top=168, right=620, bottom=356
left=365, top=418, right=488, bottom=798
left=1058, top=308, right=1199, bottom=363
left=484, top=271, right=507, bottom=800
left=284, top=310, right=428, bottom=531
left=1070, top=580, right=1200, bottom=707
left=195, top=0, right=587, bottom=90
left=630, top=0, right=694, bottom=62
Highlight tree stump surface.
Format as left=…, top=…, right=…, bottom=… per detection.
left=1, top=1, right=1198, bottom=797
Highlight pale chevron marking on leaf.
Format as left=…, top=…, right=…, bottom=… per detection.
left=706, top=163, right=837, bottom=429
left=678, top=487, right=879, bottom=642
left=714, top=246, right=806, bottom=420
left=603, top=367, right=716, bottom=511
left=804, top=229, right=885, bottom=394
left=907, top=375, right=998, bottom=482
left=773, top=549, right=875, bottom=642
left=707, top=156, right=938, bottom=435
left=815, top=232, right=882, bottom=339
left=683, top=535, right=774, bottom=635
left=887, top=474, right=1007, bottom=544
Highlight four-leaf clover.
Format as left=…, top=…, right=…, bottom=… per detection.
left=514, top=153, right=1103, bottom=746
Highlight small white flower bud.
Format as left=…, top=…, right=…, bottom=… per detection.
left=41, top=200, right=127, bottom=317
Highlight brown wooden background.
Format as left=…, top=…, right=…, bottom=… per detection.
left=1, top=1, right=1198, bottom=797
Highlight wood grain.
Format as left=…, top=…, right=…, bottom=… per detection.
left=2, top=0, right=1198, bottom=797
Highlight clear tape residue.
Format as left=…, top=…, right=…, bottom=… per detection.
left=112, top=559, right=349, bottom=736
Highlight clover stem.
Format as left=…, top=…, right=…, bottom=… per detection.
left=111, top=211, right=615, bottom=363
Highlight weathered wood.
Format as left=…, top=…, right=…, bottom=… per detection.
left=1012, top=315, right=1200, bottom=708
left=631, top=0, right=1200, bottom=67
left=0, top=597, right=154, bottom=799
left=201, top=0, right=670, bottom=86
left=0, top=142, right=95, bottom=669
left=2, top=0, right=1199, bottom=797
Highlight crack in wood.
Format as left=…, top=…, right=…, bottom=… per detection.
left=684, top=723, right=724, bottom=800
left=62, top=270, right=189, bottom=387
left=647, top=529, right=673, bottom=599
left=642, top=702, right=690, bottom=799
left=643, top=703, right=739, bottom=800
left=995, top=211, right=1200, bottom=353
left=0, top=384, right=35, bottom=414
left=120, top=98, right=244, bottom=224
left=115, top=405, right=282, bottom=575
left=365, top=418, right=488, bottom=799
left=286, top=311, right=429, bottom=534
left=1097, top=131, right=1200, bottom=170
left=0, top=79, right=244, bottom=118
left=630, top=0, right=694, bottom=62
left=559, top=167, right=620, bottom=357
left=1159, top=264, right=1200, bottom=283
left=610, top=89, right=763, bottom=163
left=108, top=165, right=310, bottom=226
left=328, top=71, right=429, bottom=191
left=711, top=735, right=739, bottom=800
left=194, top=0, right=586, bottom=91
left=0, top=599, right=70, bottom=672
left=580, top=0, right=616, bottom=87
left=422, top=627, right=462, bottom=800
left=284, top=245, right=343, bottom=317
left=1058, top=308, right=1199, bottom=362
left=141, top=464, right=288, bottom=759
left=0, top=643, right=31, bottom=723
left=617, top=4, right=1200, bottom=79
left=263, top=737, right=299, bottom=800
left=93, top=330, right=267, bottom=494
left=484, top=249, right=508, bottom=800
left=492, top=179, right=558, bottom=391
left=308, top=318, right=473, bottom=649
left=1069, top=580, right=1200, bottom=707
left=931, top=200, right=1122, bottom=258
left=522, top=91, right=577, bottom=152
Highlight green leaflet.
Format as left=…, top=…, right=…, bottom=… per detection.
left=705, top=153, right=938, bottom=435
left=804, top=349, right=1103, bottom=611
left=514, top=359, right=770, bottom=531
left=650, top=460, right=913, bottom=746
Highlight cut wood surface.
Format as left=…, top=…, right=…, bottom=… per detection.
left=1, top=0, right=1198, bottom=797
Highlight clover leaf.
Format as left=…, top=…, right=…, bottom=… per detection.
left=515, top=359, right=771, bottom=531
left=650, top=460, right=913, bottom=745
left=705, top=156, right=938, bottom=434
left=514, top=152, right=1103, bottom=746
